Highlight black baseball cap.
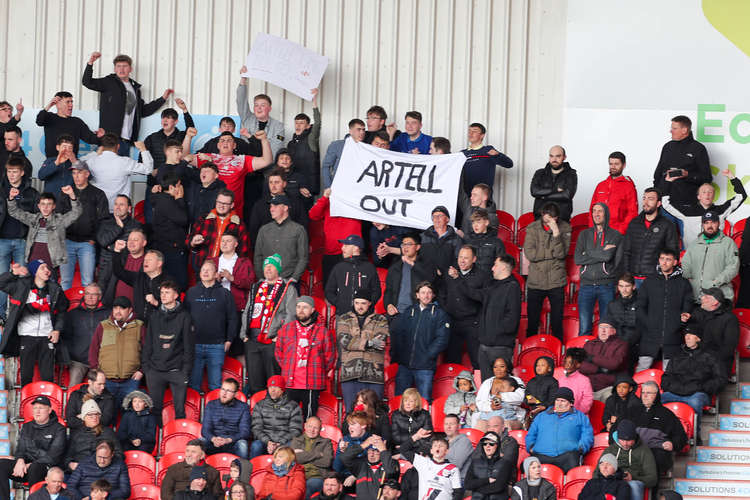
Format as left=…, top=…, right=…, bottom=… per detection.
left=32, top=395, right=51, bottom=407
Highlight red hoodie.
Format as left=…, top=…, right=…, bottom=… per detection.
left=588, top=175, right=638, bottom=234
left=308, top=195, right=362, bottom=255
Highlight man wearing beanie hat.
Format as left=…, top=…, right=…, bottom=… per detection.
left=88, top=295, right=145, bottom=410
left=0, top=258, right=67, bottom=386
left=420, top=205, right=462, bottom=280
left=579, top=452, right=630, bottom=499
left=690, top=286, right=739, bottom=378
left=254, top=192, right=309, bottom=283
left=682, top=209, right=739, bottom=302
left=510, top=456, right=557, bottom=500
left=250, top=375, right=303, bottom=458
left=579, top=319, right=629, bottom=402
left=275, top=295, right=335, bottom=418
left=240, top=252, right=297, bottom=395
left=525, top=387, right=594, bottom=473
left=598, top=418, right=657, bottom=500
left=325, top=234, right=381, bottom=316
left=173, top=465, right=212, bottom=499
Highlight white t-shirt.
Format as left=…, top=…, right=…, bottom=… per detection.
left=121, top=80, right=137, bottom=139
left=218, top=254, right=238, bottom=290
left=413, top=454, right=462, bottom=500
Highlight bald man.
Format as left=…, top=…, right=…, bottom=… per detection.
left=530, top=145, right=578, bottom=222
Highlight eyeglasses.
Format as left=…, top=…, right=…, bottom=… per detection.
left=400, top=243, right=415, bottom=248
left=482, top=442, right=497, bottom=447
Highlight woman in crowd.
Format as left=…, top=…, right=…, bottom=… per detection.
left=474, top=357, right=525, bottom=430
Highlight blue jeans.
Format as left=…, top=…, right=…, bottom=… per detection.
left=0, top=238, right=25, bottom=319
left=60, top=240, right=96, bottom=290
left=578, top=283, right=615, bottom=336
left=627, top=480, right=645, bottom=500
left=394, top=366, right=434, bottom=402
left=106, top=378, right=140, bottom=411
left=205, top=438, right=249, bottom=459
left=306, top=478, right=324, bottom=500
left=251, top=439, right=271, bottom=458
left=661, top=391, right=710, bottom=438
left=189, top=344, right=226, bottom=391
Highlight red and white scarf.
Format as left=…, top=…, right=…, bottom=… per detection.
left=250, top=279, right=283, bottom=343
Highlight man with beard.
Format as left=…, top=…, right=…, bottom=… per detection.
left=313, top=473, right=355, bottom=500
left=530, top=145, right=578, bottom=222
left=275, top=296, right=336, bottom=418
left=588, top=152, right=638, bottom=234
left=622, top=188, right=679, bottom=286
left=682, top=211, right=740, bottom=301
left=96, top=194, right=142, bottom=305
left=690, top=287, right=739, bottom=379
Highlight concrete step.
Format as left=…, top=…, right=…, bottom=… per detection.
left=686, top=462, right=750, bottom=480
left=719, top=414, right=750, bottom=431
left=731, top=399, right=750, bottom=415
left=696, top=446, right=750, bottom=463
left=674, top=478, right=750, bottom=497
left=709, top=430, right=750, bottom=448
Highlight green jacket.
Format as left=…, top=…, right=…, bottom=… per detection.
left=681, top=232, right=739, bottom=301
left=598, top=438, right=658, bottom=487
left=523, top=218, right=571, bottom=290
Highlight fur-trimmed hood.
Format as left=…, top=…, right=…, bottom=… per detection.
left=122, top=390, right=154, bottom=410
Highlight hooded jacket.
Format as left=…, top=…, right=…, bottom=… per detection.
left=463, top=231, right=505, bottom=273
left=62, top=301, right=110, bottom=365
left=525, top=356, right=558, bottom=410
left=150, top=191, right=188, bottom=252
left=88, top=311, right=145, bottom=380
left=523, top=218, right=571, bottom=290
left=605, top=291, right=639, bottom=345
left=580, top=333, right=630, bottom=392
left=628, top=391, right=687, bottom=451
left=602, top=375, right=641, bottom=435
left=444, top=370, right=478, bottom=421
left=464, top=439, right=513, bottom=500
left=599, top=436, right=658, bottom=487
left=116, top=390, right=157, bottom=453
left=661, top=342, right=726, bottom=396
left=578, top=470, right=630, bottom=500
left=390, top=302, right=450, bottom=370
left=589, top=174, right=638, bottom=234
left=682, top=230, right=740, bottom=301
left=254, top=463, right=306, bottom=500
left=459, top=274, right=521, bottom=347
left=530, top=162, right=578, bottom=221
left=15, top=411, right=67, bottom=466
left=623, top=211, right=680, bottom=278
left=82, top=64, right=166, bottom=141
left=653, top=131, right=711, bottom=208
left=325, top=255, right=381, bottom=315
left=286, top=108, right=322, bottom=194
left=575, top=203, right=623, bottom=286
left=65, top=384, right=116, bottom=430
left=251, top=391, right=303, bottom=444
left=141, top=302, right=194, bottom=374
left=635, top=266, right=694, bottom=358
left=525, top=407, right=594, bottom=457
left=337, top=309, right=389, bottom=384
left=690, top=300, right=739, bottom=375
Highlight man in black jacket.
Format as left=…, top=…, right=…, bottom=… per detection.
left=143, top=99, right=195, bottom=167
left=247, top=168, right=307, bottom=247
left=82, top=52, right=171, bottom=155
left=1, top=126, right=33, bottom=178
left=35, top=92, right=101, bottom=158
left=530, top=146, right=578, bottom=222
left=57, top=162, right=109, bottom=291
left=442, top=245, right=490, bottom=367
left=96, top=195, right=142, bottom=305
left=113, top=245, right=173, bottom=320
left=150, top=172, right=189, bottom=291
left=690, top=287, right=739, bottom=378
left=142, top=280, right=195, bottom=425
left=65, top=368, right=116, bottom=430
left=0, top=156, right=39, bottom=323
left=420, top=206, right=462, bottom=285
left=454, top=254, right=521, bottom=380
left=653, top=115, right=711, bottom=213
left=623, top=187, right=679, bottom=284
left=197, top=116, right=261, bottom=156
left=62, top=284, right=110, bottom=387
left=383, top=233, right=437, bottom=320
left=325, top=235, right=381, bottom=316
left=0, top=396, right=67, bottom=500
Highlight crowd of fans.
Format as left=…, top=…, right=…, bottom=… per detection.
left=0, top=50, right=741, bottom=500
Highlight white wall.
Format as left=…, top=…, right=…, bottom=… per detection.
left=0, top=0, right=567, bottom=217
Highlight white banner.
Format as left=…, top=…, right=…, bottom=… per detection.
left=243, top=33, right=328, bottom=101
left=329, top=138, right=466, bottom=229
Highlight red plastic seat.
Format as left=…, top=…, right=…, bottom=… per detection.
left=204, top=388, right=248, bottom=405
left=570, top=213, right=589, bottom=227
left=431, top=378, right=460, bottom=400
left=496, top=210, right=516, bottom=243
left=316, top=391, right=340, bottom=426
left=508, top=429, right=527, bottom=447
left=565, top=335, right=594, bottom=351
left=633, top=368, right=664, bottom=396
left=249, top=390, right=267, bottom=412
left=562, top=317, right=581, bottom=344
left=387, top=395, right=429, bottom=415
left=568, top=225, right=587, bottom=257
left=20, top=382, right=63, bottom=422
left=664, top=401, right=696, bottom=449
left=384, top=363, right=399, bottom=401
left=65, top=286, right=85, bottom=310
left=206, top=452, right=239, bottom=487
left=374, top=267, right=388, bottom=314
left=199, top=356, right=245, bottom=393
left=588, top=401, right=605, bottom=433
left=125, top=450, right=157, bottom=486
left=724, top=219, right=732, bottom=236
left=160, top=419, right=202, bottom=455
left=130, top=483, right=161, bottom=499
left=133, top=200, right=145, bottom=224
left=458, top=428, right=482, bottom=447
left=157, top=451, right=185, bottom=485
left=512, top=365, right=535, bottom=384
left=162, top=387, right=201, bottom=424
left=565, top=257, right=580, bottom=301
left=540, top=463, right=564, bottom=495
left=583, top=447, right=605, bottom=467
left=516, top=334, right=562, bottom=366
left=516, top=212, right=535, bottom=247
left=561, top=465, right=594, bottom=499
left=738, top=321, right=750, bottom=359
left=505, top=242, right=520, bottom=271
left=319, top=423, right=343, bottom=443
left=431, top=395, right=449, bottom=432
left=250, top=455, right=273, bottom=477
left=398, top=458, right=413, bottom=480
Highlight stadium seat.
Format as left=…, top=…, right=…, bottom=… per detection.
left=565, top=257, right=580, bottom=302
left=588, top=401, right=605, bottom=433
left=583, top=447, right=605, bottom=467
left=724, top=219, right=732, bottom=235
left=664, top=401, right=696, bottom=448
left=398, top=458, right=414, bottom=480
left=540, top=463, right=564, bottom=495
left=319, top=423, right=343, bottom=443
left=508, top=429, right=527, bottom=447
left=160, top=419, right=202, bottom=455
left=516, top=334, right=562, bottom=367
left=19, top=382, right=63, bottom=422
left=206, top=452, right=239, bottom=487
left=512, top=365, right=535, bottom=384
left=516, top=212, right=535, bottom=247
left=250, top=454, right=274, bottom=474
left=129, top=484, right=161, bottom=500
left=65, top=286, right=85, bottom=310
left=458, top=428, right=482, bottom=447
left=570, top=213, right=589, bottom=227
left=432, top=363, right=471, bottom=400
left=316, top=391, right=340, bottom=426
left=431, top=395, right=449, bottom=432
left=200, top=355, right=245, bottom=393
left=633, top=368, right=664, bottom=396
left=162, top=387, right=201, bottom=424
left=250, top=390, right=267, bottom=412
left=561, top=465, right=594, bottom=499
left=374, top=267, right=388, bottom=314
left=738, top=321, right=750, bottom=359
left=125, top=450, right=157, bottom=486
left=384, top=363, right=399, bottom=400
left=387, top=395, right=429, bottom=415
left=568, top=225, right=587, bottom=257
left=561, top=317, right=581, bottom=344
left=496, top=210, right=516, bottom=244
left=157, top=452, right=185, bottom=485
left=733, top=217, right=746, bottom=236
left=133, top=200, right=145, bottom=224
left=516, top=446, right=530, bottom=481
left=204, top=387, right=248, bottom=405
left=565, top=335, right=594, bottom=351
left=15, top=363, right=42, bottom=388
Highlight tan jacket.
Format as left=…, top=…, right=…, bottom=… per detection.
left=95, top=317, right=144, bottom=379
left=337, top=311, right=389, bottom=384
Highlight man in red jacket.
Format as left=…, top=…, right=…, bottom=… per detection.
left=588, top=152, right=638, bottom=234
